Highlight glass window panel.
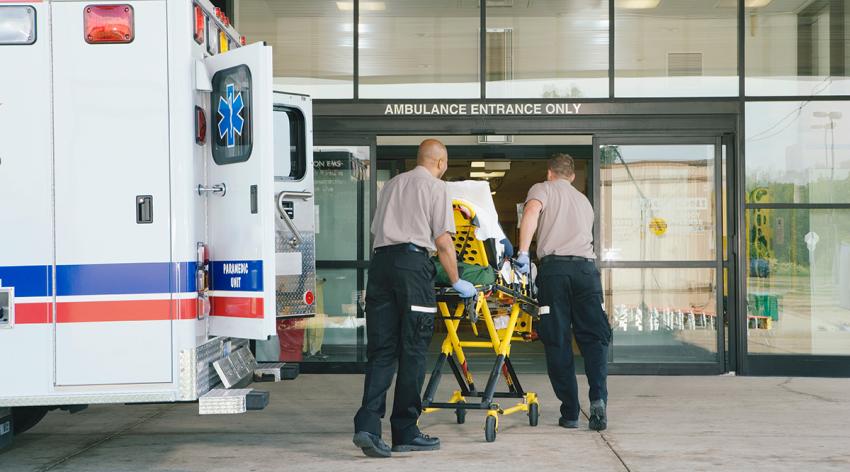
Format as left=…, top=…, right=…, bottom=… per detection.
left=359, top=0, right=479, bottom=98
left=256, top=269, right=367, bottom=363
left=600, top=144, right=716, bottom=262
left=486, top=0, right=608, bottom=98
left=237, top=0, right=353, bottom=98
left=745, top=0, right=850, bottom=96
left=314, top=146, right=371, bottom=260
left=746, top=209, right=850, bottom=355
left=615, top=0, right=738, bottom=97
left=604, top=268, right=719, bottom=363
left=746, top=101, right=850, bottom=204
left=301, top=268, right=365, bottom=363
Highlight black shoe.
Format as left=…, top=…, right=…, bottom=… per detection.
left=353, top=431, right=392, bottom=458
left=589, top=399, right=607, bottom=431
left=558, top=417, right=579, bottom=429
left=391, top=432, right=441, bottom=452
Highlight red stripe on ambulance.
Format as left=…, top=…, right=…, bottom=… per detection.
left=209, top=296, right=264, bottom=319
left=15, top=302, right=52, bottom=324
left=14, top=298, right=199, bottom=323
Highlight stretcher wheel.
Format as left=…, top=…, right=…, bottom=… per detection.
left=528, top=402, right=539, bottom=427
left=455, top=403, right=467, bottom=424
left=484, top=415, right=497, bottom=443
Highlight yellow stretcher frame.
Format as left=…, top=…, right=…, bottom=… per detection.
left=421, top=200, right=540, bottom=443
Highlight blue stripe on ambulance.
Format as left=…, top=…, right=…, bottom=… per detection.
left=0, top=265, right=53, bottom=297
left=0, top=262, right=201, bottom=297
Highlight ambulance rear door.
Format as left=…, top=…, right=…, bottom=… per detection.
left=204, top=43, right=276, bottom=340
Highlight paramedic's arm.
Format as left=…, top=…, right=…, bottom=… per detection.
left=435, top=232, right=460, bottom=284
left=518, top=199, right=543, bottom=253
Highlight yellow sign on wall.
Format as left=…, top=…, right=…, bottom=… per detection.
left=649, top=217, right=668, bottom=236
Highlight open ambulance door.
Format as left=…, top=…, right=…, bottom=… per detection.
left=204, top=43, right=276, bottom=340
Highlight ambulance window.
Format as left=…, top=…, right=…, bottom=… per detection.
left=210, top=65, right=252, bottom=165
left=274, top=107, right=306, bottom=181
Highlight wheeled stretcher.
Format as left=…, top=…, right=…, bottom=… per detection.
left=422, top=199, right=541, bottom=443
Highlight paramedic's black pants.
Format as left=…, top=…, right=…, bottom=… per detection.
left=536, top=258, right=612, bottom=422
left=353, top=250, right=436, bottom=444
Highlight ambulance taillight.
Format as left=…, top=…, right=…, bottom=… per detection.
left=193, top=5, right=204, bottom=45
left=195, top=106, right=207, bottom=145
left=0, top=5, right=36, bottom=45
left=84, top=5, right=134, bottom=44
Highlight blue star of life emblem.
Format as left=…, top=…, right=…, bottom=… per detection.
left=217, top=83, right=245, bottom=148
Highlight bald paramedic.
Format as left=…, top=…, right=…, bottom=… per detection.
left=516, top=153, right=612, bottom=431
left=353, top=139, right=476, bottom=458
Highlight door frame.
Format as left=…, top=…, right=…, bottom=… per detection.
left=311, top=104, right=740, bottom=375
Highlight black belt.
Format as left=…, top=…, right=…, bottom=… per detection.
left=541, top=255, right=594, bottom=264
left=373, top=243, right=429, bottom=255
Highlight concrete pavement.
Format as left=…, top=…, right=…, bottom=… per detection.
left=2, top=374, right=849, bottom=472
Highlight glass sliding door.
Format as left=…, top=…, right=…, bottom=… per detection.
left=299, top=142, right=372, bottom=370
left=595, top=137, right=726, bottom=368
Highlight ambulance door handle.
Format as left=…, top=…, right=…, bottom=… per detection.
left=198, top=183, right=226, bottom=196
left=276, top=191, right=311, bottom=248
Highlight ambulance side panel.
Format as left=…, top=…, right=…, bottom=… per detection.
left=166, top=0, right=206, bottom=357
left=0, top=2, right=54, bottom=397
left=51, top=0, right=173, bottom=386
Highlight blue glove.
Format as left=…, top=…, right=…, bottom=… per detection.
left=452, top=279, right=477, bottom=298
left=515, top=252, right=530, bottom=275
left=500, top=238, right=514, bottom=259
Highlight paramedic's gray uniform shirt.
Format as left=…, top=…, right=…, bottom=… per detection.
left=525, top=179, right=595, bottom=259
left=372, top=166, right=455, bottom=252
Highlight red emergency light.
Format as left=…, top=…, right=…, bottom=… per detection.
left=193, top=5, right=204, bottom=45
left=214, top=7, right=221, bottom=19
left=240, top=36, right=246, bottom=46
left=84, top=5, right=134, bottom=44
left=195, top=106, right=206, bottom=145
left=222, top=16, right=229, bottom=27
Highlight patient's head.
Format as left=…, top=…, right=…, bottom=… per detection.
left=547, top=153, right=576, bottom=183
left=417, top=139, right=449, bottom=178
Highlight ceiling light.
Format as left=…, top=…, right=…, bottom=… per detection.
left=616, top=0, right=661, bottom=9
left=471, top=161, right=486, bottom=168
left=485, top=161, right=510, bottom=171
left=470, top=171, right=506, bottom=179
left=336, top=2, right=385, bottom=11
left=715, top=0, right=772, bottom=7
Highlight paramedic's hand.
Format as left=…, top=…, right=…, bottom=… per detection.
left=500, top=238, right=514, bottom=259
left=452, top=279, right=477, bottom=299
left=515, top=252, right=530, bottom=275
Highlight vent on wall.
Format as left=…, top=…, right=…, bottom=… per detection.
left=486, top=28, right=513, bottom=82
left=480, top=0, right=515, bottom=7
left=667, top=52, right=703, bottom=77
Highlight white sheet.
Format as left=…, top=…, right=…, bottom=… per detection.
left=447, top=180, right=507, bottom=242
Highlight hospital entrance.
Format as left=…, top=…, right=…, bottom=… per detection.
left=298, top=133, right=731, bottom=375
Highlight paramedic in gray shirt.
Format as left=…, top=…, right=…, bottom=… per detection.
left=516, top=153, right=611, bottom=431
left=353, top=139, right=476, bottom=458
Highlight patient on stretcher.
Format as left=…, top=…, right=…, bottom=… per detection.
left=433, top=180, right=515, bottom=287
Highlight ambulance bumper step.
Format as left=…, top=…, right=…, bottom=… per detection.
left=198, top=388, right=269, bottom=415
left=254, top=362, right=299, bottom=382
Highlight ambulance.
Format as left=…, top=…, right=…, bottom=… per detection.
left=0, top=0, right=316, bottom=445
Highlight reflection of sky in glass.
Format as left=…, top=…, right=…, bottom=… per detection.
left=615, top=145, right=714, bottom=162
left=746, top=102, right=850, bottom=199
